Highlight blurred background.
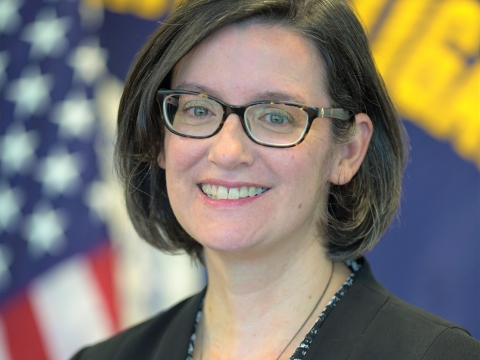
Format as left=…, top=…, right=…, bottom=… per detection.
left=0, top=0, right=478, bottom=359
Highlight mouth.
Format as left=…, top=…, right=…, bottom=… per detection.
left=200, top=184, right=269, bottom=200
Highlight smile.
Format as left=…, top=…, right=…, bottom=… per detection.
left=201, top=184, right=269, bottom=200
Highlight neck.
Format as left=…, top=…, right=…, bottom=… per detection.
left=199, top=238, right=350, bottom=360
left=204, top=235, right=328, bottom=295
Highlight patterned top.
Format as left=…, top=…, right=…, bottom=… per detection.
left=186, top=260, right=361, bottom=360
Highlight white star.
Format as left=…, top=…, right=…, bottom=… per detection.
left=84, top=180, right=115, bottom=221
left=22, top=201, right=68, bottom=259
left=21, top=7, right=72, bottom=59
left=0, top=51, right=10, bottom=89
left=0, top=182, right=25, bottom=233
left=35, top=147, right=83, bottom=196
left=0, top=244, right=13, bottom=289
left=0, top=124, right=40, bottom=175
left=0, top=0, right=23, bottom=35
left=67, top=38, right=108, bottom=84
left=5, top=66, right=54, bottom=118
left=51, top=90, right=96, bottom=139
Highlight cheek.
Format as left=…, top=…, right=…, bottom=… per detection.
left=163, top=133, right=205, bottom=175
left=305, top=126, right=335, bottom=174
left=162, top=135, right=210, bottom=221
left=284, top=136, right=334, bottom=196
left=274, top=150, right=324, bottom=195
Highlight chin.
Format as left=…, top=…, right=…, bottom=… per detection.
left=194, top=230, right=263, bottom=256
left=200, top=237, right=253, bottom=254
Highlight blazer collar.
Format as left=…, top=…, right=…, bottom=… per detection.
left=154, top=287, right=207, bottom=359
left=304, top=258, right=389, bottom=359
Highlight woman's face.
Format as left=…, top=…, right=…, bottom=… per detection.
left=159, top=23, right=342, bottom=255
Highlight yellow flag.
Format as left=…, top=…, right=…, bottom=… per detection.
left=354, top=0, right=480, bottom=165
left=83, top=0, right=173, bottom=19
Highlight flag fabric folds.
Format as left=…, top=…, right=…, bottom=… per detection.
left=0, top=1, right=119, bottom=359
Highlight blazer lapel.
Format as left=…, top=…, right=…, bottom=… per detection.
left=153, top=287, right=207, bottom=360
left=304, top=260, right=389, bottom=360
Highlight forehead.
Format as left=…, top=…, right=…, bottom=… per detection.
left=172, top=23, right=329, bottom=106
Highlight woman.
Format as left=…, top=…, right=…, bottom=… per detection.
left=72, top=0, right=480, bottom=359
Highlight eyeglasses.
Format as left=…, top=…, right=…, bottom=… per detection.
left=156, top=89, right=353, bottom=148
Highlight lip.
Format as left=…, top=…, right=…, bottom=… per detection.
left=198, top=179, right=269, bottom=189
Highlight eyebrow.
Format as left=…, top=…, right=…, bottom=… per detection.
left=255, top=91, right=307, bottom=104
left=174, top=82, right=308, bottom=105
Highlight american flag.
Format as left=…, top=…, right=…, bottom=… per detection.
left=0, top=0, right=120, bottom=359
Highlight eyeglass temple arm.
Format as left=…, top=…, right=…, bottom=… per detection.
left=318, top=108, right=352, bottom=121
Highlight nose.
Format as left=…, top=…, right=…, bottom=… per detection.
left=207, top=114, right=255, bottom=169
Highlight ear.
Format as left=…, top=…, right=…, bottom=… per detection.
left=329, top=113, right=373, bottom=185
left=157, top=152, right=166, bottom=170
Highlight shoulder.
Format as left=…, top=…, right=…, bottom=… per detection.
left=70, top=289, right=205, bottom=360
left=309, top=259, right=480, bottom=359
left=337, top=260, right=480, bottom=359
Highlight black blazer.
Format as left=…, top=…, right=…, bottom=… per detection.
left=71, top=260, right=480, bottom=359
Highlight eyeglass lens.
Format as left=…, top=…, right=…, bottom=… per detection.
left=164, top=94, right=308, bottom=146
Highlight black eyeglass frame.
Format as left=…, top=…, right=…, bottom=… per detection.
left=156, top=89, right=353, bottom=148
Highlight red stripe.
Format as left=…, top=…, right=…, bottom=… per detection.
left=88, top=242, right=120, bottom=332
left=1, top=291, right=49, bottom=360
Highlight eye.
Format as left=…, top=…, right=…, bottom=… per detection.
left=187, top=106, right=210, bottom=117
left=259, top=108, right=294, bottom=125
left=264, top=111, right=290, bottom=124
left=183, top=100, right=217, bottom=117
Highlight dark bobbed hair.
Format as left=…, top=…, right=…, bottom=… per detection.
left=115, top=0, right=408, bottom=263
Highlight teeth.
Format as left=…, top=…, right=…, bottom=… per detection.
left=240, top=186, right=249, bottom=198
left=217, top=186, right=228, bottom=199
left=228, top=188, right=239, bottom=199
left=201, top=184, right=267, bottom=200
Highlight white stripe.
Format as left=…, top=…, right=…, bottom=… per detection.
left=0, top=317, right=12, bottom=360
left=29, top=254, right=114, bottom=360
left=119, top=239, right=205, bottom=325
